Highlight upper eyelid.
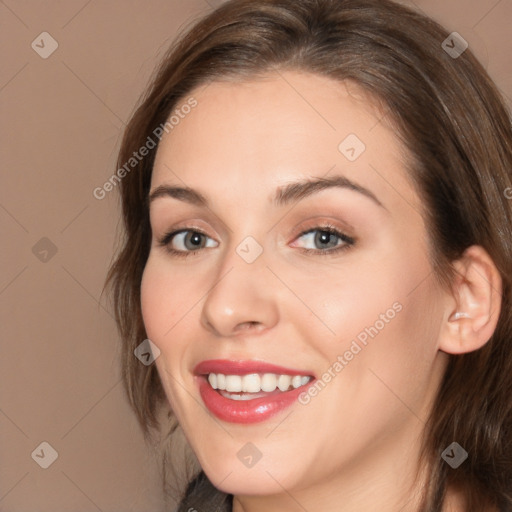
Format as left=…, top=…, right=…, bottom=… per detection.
left=161, top=227, right=215, bottom=243
left=161, top=224, right=351, bottom=247
left=291, top=226, right=354, bottom=245
left=163, top=224, right=347, bottom=237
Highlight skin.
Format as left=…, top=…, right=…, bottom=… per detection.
left=140, top=71, right=501, bottom=511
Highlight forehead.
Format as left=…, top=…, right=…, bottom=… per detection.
left=151, top=71, right=418, bottom=213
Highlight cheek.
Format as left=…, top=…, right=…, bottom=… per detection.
left=140, top=256, right=192, bottom=353
left=327, top=266, right=442, bottom=417
left=140, top=259, right=168, bottom=344
left=140, top=257, right=198, bottom=413
left=307, top=242, right=441, bottom=382
left=306, top=250, right=422, bottom=341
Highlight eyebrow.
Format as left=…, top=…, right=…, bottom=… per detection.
left=273, top=175, right=384, bottom=208
left=148, top=174, right=384, bottom=209
left=148, top=184, right=207, bottom=206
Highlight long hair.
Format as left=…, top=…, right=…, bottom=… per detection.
left=103, top=1, right=512, bottom=510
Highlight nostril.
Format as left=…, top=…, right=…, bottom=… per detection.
left=236, top=321, right=266, bottom=333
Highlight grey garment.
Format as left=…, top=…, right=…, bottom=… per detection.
left=177, top=471, right=233, bottom=512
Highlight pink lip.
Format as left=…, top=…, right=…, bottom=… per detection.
left=194, top=359, right=315, bottom=424
left=194, top=359, right=312, bottom=376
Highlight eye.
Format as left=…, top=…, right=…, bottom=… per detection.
left=158, top=229, right=218, bottom=257
left=292, top=225, right=355, bottom=255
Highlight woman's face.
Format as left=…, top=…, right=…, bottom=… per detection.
left=141, top=71, right=450, bottom=498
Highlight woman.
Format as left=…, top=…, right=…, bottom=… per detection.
left=104, top=0, right=512, bottom=510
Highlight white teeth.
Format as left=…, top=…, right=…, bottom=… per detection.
left=291, top=375, right=302, bottom=389
left=221, top=392, right=253, bottom=401
left=207, top=372, right=311, bottom=394
left=225, top=375, right=242, bottom=392
left=277, top=374, right=291, bottom=391
left=261, top=373, right=277, bottom=392
left=242, top=374, right=261, bottom=392
left=208, top=373, right=217, bottom=389
left=217, top=373, right=226, bottom=390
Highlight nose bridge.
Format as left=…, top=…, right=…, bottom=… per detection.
left=200, top=237, right=279, bottom=337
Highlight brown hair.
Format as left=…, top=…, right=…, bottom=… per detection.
left=103, top=0, right=512, bottom=510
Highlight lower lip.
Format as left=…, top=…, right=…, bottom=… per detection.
left=197, top=377, right=313, bottom=424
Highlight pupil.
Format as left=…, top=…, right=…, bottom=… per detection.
left=316, top=230, right=336, bottom=248
left=187, top=232, right=203, bottom=249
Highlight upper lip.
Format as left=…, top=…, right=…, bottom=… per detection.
left=194, top=359, right=314, bottom=377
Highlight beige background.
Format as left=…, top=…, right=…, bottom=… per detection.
left=1, top=0, right=510, bottom=511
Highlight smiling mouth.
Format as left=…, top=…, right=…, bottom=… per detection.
left=193, top=359, right=315, bottom=423
left=207, top=372, right=312, bottom=400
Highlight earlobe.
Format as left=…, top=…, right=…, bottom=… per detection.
left=439, top=245, right=502, bottom=355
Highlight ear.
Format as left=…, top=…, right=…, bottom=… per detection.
left=439, top=245, right=502, bottom=355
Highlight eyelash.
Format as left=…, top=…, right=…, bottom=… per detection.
left=293, top=224, right=355, bottom=256
left=157, top=224, right=355, bottom=259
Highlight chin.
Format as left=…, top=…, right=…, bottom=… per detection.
left=205, top=465, right=295, bottom=496
left=196, top=444, right=310, bottom=497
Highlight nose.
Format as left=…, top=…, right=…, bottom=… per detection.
left=200, top=249, right=279, bottom=338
